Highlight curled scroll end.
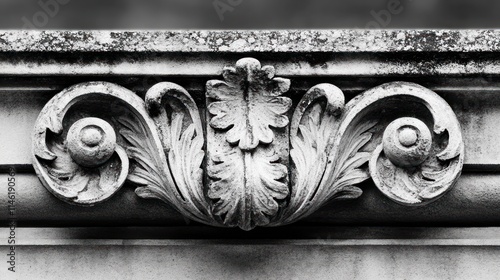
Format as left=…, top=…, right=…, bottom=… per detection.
left=146, top=82, right=189, bottom=114
left=145, top=81, right=203, bottom=136
left=431, top=108, right=462, bottom=162
left=33, top=137, right=57, bottom=161
left=33, top=117, right=129, bottom=206
left=31, top=82, right=142, bottom=206
left=33, top=114, right=62, bottom=161
left=402, top=82, right=463, bottom=162
left=290, top=83, right=345, bottom=136
left=369, top=115, right=464, bottom=206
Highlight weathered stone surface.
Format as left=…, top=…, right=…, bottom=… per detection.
left=2, top=240, right=500, bottom=280
left=2, top=52, right=500, bottom=77
left=206, top=58, right=291, bottom=230
left=30, top=68, right=464, bottom=230
left=1, top=30, right=500, bottom=53
left=3, top=28, right=500, bottom=280
left=0, top=30, right=498, bottom=231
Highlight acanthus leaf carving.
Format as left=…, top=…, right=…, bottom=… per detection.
left=32, top=58, right=465, bottom=230
left=207, top=57, right=292, bottom=151
left=32, top=81, right=218, bottom=225
left=275, top=81, right=464, bottom=226
left=206, top=57, right=292, bottom=230
left=117, top=82, right=216, bottom=225
left=275, top=83, right=376, bottom=225
left=207, top=148, right=288, bottom=230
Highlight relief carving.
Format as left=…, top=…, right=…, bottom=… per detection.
left=206, top=58, right=291, bottom=230
left=32, top=58, right=465, bottom=230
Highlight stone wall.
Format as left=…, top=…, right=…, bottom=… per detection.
left=1, top=30, right=499, bottom=279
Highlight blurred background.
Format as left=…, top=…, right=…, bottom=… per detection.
left=0, top=0, right=499, bottom=29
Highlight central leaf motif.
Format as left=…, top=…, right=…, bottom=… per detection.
left=207, top=58, right=292, bottom=150
left=206, top=58, right=292, bottom=230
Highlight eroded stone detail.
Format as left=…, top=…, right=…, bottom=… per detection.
left=206, top=58, right=291, bottom=230
left=32, top=82, right=130, bottom=205
left=367, top=83, right=464, bottom=206
left=122, top=82, right=216, bottom=225
left=32, top=58, right=464, bottom=229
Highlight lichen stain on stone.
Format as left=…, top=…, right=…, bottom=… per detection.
left=302, top=53, right=330, bottom=69
left=0, top=33, right=7, bottom=45
left=2, top=30, right=500, bottom=53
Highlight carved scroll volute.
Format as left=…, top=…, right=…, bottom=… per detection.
left=365, top=83, right=464, bottom=205
left=32, top=82, right=136, bottom=205
left=273, top=81, right=464, bottom=226
left=32, top=60, right=464, bottom=230
left=32, top=81, right=217, bottom=226
left=206, top=58, right=292, bottom=230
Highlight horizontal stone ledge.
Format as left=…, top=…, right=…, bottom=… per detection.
left=3, top=241, right=500, bottom=280
left=1, top=30, right=500, bottom=53
left=2, top=52, right=500, bottom=77
left=2, top=173, right=500, bottom=227
left=3, top=227, right=500, bottom=246
left=2, top=76, right=500, bottom=94
left=0, top=225, right=500, bottom=246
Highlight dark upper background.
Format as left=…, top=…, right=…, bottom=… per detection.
left=1, top=0, right=499, bottom=29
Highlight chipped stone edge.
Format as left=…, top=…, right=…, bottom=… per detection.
left=0, top=30, right=499, bottom=53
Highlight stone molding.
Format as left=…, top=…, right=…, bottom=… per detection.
left=0, top=30, right=500, bottom=53
left=31, top=57, right=464, bottom=230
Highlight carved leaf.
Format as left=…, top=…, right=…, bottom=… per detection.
left=43, top=139, right=90, bottom=198
left=116, top=114, right=168, bottom=202
left=322, top=119, right=377, bottom=200
left=312, top=82, right=462, bottom=210
left=278, top=84, right=375, bottom=224
left=275, top=82, right=464, bottom=225
left=32, top=74, right=464, bottom=229
left=119, top=82, right=215, bottom=224
left=207, top=57, right=291, bottom=150
left=207, top=149, right=288, bottom=231
left=168, top=115, right=206, bottom=212
left=206, top=58, right=292, bottom=230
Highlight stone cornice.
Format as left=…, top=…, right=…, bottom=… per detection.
left=1, top=30, right=500, bottom=53
left=2, top=29, right=498, bottom=229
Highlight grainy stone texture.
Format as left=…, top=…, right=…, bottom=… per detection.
left=2, top=244, right=500, bottom=280
left=1, top=30, right=500, bottom=53
left=206, top=58, right=291, bottom=230
left=29, top=63, right=464, bottom=229
left=0, top=30, right=494, bottom=227
left=0, top=28, right=498, bottom=279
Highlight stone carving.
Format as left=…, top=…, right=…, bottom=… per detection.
left=366, top=83, right=464, bottom=206
left=272, top=83, right=376, bottom=225
left=206, top=58, right=291, bottom=230
left=32, top=58, right=464, bottom=230
left=120, top=82, right=216, bottom=225
left=32, top=83, right=130, bottom=205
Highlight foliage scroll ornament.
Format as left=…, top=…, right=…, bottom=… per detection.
left=32, top=58, right=464, bottom=230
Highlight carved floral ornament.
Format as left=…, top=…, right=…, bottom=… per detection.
left=32, top=58, right=464, bottom=230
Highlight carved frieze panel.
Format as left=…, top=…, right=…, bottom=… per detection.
left=32, top=58, right=464, bottom=230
